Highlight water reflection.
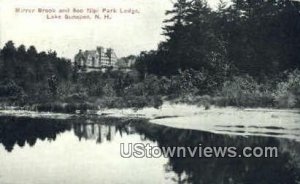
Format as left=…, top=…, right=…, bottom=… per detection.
left=134, top=123, right=300, bottom=184
left=73, top=123, right=134, bottom=143
left=0, top=116, right=299, bottom=184
left=0, top=116, right=71, bottom=152
left=0, top=116, right=134, bottom=151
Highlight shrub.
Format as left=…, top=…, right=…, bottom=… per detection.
left=219, top=75, right=273, bottom=107
left=273, top=70, right=300, bottom=108
left=102, top=84, right=116, bottom=97
left=35, top=102, right=98, bottom=113
left=143, top=75, right=161, bottom=95
left=124, top=83, right=144, bottom=96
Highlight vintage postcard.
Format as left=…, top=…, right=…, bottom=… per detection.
left=0, top=0, right=300, bottom=183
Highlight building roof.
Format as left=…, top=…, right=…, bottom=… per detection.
left=84, top=50, right=98, bottom=56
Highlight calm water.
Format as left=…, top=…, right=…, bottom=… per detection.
left=0, top=116, right=299, bottom=184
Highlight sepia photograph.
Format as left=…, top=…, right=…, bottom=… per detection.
left=0, top=0, right=300, bottom=183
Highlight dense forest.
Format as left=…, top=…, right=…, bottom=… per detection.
left=1, top=0, right=300, bottom=111
left=135, top=0, right=300, bottom=107
left=137, top=0, right=300, bottom=77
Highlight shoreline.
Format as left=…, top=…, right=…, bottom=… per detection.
left=0, top=102, right=299, bottom=141
left=0, top=101, right=299, bottom=116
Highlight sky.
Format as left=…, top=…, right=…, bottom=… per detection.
left=0, top=0, right=225, bottom=59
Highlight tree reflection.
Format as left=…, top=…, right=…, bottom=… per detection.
left=0, top=116, right=136, bottom=152
left=1, top=116, right=299, bottom=183
left=133, top=122, right=300, bottom=184
left=0, top=116, right=71, bottom=152
left=73, top=122, right=132, bottom=143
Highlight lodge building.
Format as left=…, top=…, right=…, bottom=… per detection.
left=74, top=46, right=118, bottom=71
